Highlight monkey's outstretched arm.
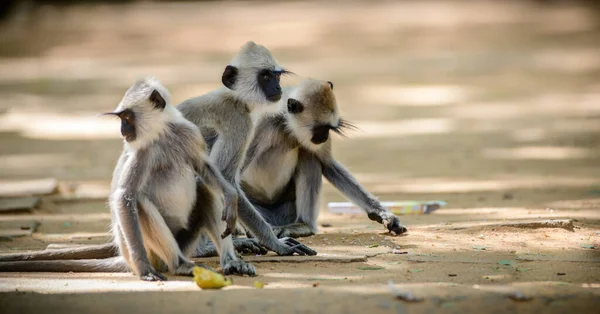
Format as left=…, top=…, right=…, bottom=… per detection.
left=321, top=159, right=407, bottom=235
left=195, top=155, right=239, bottom=239
left=112, top=151, right=166, bottom=281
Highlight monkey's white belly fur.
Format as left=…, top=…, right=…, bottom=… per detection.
left=243, top=148, right=298, bottom=201
left=149, top=165, right=196, bottom=229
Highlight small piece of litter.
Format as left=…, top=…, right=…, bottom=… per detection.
left=392, top=249, right=408, bottom=254
left=253, top=281, right=265, bottom=289
left=387, top=280, right=423, bottom=302
left=312, top=282, right=319, bottom=288
left=368, top=244, right=379, bottom=248
left=448, top=274, right=457, bottom=277
left=581, top=244, right=595, bottom=249
left=357, top=266, right=384, bottom=271
left=498, top=260, right=515, bottom=266
left=507, top=291, right=532, bottom=301
left=557, top=272, right=566, bottom=276
left=321, top=223, right=332, bottom=228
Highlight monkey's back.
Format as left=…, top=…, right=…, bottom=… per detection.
left=177, top=88, right=253, bottom=155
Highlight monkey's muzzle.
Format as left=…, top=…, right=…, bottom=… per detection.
left=311, top=125, right=330, bottom=144
left=102, top=110, right=137, bottom=142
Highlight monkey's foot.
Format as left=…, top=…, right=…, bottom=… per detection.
left=235, top=238, right=268, bottom=255
left=271, top=237, right=317, bottom=256
left=222, top=259, right=256, bottom=276
left=371, top=213, right=408, bottom=235
left=193, top=238, right=267, bottom=258
left=174, top=262, right=214, bottom=276
left=140, top=269, right=167, bottom=281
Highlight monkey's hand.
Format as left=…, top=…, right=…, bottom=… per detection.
left=271, top=237, right=317, bottom=256
left=221, top=194, right=239, bottom=239
left=371, top=212, right=407, bottom=236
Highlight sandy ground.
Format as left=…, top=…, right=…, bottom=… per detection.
left=1, top=1, right=600, bottom=313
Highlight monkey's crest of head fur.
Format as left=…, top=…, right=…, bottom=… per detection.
left=115, top=77, right=186, bottom=149
left=229, top=41, right=284, bottom=106
left=284, top=79, right=342, bottom=152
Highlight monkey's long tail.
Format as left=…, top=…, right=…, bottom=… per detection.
left=0, top=242, right=118, bottom=262
left=0, top=256, right=129, bottom=272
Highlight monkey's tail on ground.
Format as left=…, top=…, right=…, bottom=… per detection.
left=0, top=242, right=118, bottom=262
left=0, top=256, right=129, bottom=273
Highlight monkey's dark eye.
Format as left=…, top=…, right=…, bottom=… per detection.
left=262, top=73, right=271, bottom=81
left=287, top=99, right=304, bottom=114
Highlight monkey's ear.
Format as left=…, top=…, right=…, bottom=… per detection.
left=149, top=90, right=166, bottom=110
left=327, top=81, right=334, bottom=90
left=287, top=99, right=303, bottom=114
left=222, top=65, right=238, bottom=90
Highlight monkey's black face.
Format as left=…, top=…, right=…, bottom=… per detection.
left=257, top=69, right=282, bottom=102
left=118, top=109, right=136, bottom=142
left=311, top=125, right=330, bottom=144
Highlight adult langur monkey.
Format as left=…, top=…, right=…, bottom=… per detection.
left=241, top=79, right=408, bottom=238
left=0, top=78, right=256, bottom=280
left=178, top=41, right=316, bottom=257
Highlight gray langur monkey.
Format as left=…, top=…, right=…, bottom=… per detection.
left=0, top=78, right=256, bottom=280
left=240, top=79, right=408, bottom=238
left=177, top=41, right=316, bottom=257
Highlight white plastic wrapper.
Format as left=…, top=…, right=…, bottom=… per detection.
left=327, top=201, right=446, bottom=215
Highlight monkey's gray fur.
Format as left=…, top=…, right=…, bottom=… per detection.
left=178, top=41, right=316, bottom=257
left=241, top=79, right=408, bottom=238
left=0, top=78, right=256, bottom=280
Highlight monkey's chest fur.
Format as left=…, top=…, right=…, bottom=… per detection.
left=144, top=149, right=197, bottom=232
left=242, top=147, right=299, bottom=203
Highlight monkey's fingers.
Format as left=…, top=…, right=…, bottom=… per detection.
left=281, top=237, right=317, bottom=256
left=384, top=217, right=408, bottom=236
left=237, top=239, right=268, bottom=255
left=221, top=227, right=234, bottom=239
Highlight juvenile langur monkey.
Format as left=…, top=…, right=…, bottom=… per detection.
left=178, top=41, right=316, bottom=257
left=0, top=78, right=256, bottom=279
left=241, top=79, right=408, bottom=238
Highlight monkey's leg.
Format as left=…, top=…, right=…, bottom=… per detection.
left=250, top=201, right=315, bottom=239
left=237, top=190, right=317, bottom=256
left=0, top=256, right=129, bottom=273
left=113, top=189, right=166, bottom=281
left=322, top=160, right=407, bottom=235
left=196, top=199, right=256, bottom=276
left=273, top=222, right=315, bottom=238
left=258, top=152, right=321, bottom=239
left=0, top=242, right=118, bottom=262
left=137, top=197, right=196, bottom=277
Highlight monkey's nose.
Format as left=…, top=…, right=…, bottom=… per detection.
left=311, top=126, right=330, bottom=144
